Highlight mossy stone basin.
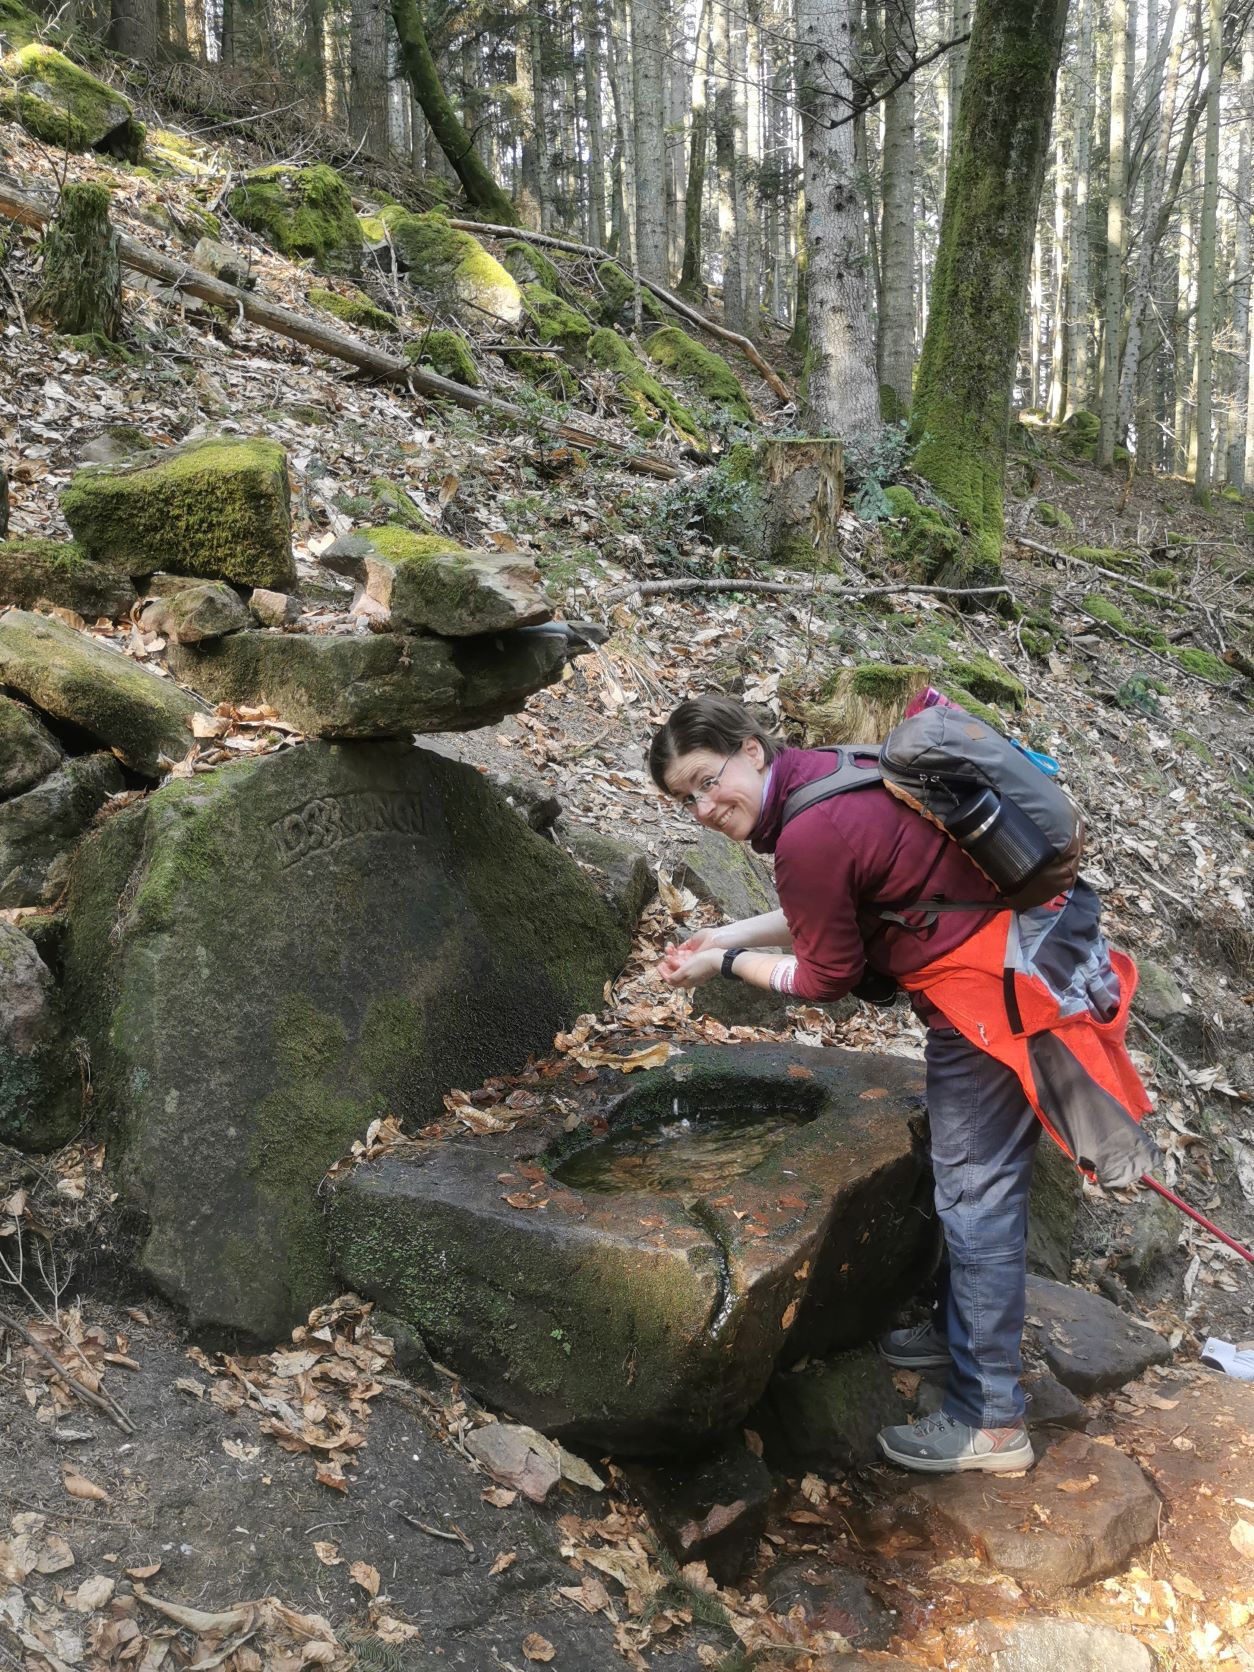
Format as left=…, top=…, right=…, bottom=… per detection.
left=330, top=1043, right=937, bottom=1454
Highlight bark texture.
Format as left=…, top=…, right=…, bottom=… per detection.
left=33, top=182, right=122, bottom=341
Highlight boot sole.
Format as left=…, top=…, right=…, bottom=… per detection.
left=877, top=1346, right=952, bottom=1369
left=876, top=1434, right=1035, bottom=1473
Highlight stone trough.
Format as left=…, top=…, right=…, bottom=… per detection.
left=331, top=1043, right=939, bottom=1455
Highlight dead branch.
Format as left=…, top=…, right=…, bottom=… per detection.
left=1015, top=535, right=1254, bottom=630
left=601, top=577, right=1013, bottom=607
left=0, top=1306, right=136, bottom=1434
left=1069, top=596, right=1246, bottom=694
left=446, top=218, right=794, bottom=405
left=0, top=173, right=686, bottom=483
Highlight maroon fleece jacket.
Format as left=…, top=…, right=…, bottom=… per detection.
left=750, top=747, right=1001, bottom=1004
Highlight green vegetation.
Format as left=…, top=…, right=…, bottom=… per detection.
left=1037, top=502, right=1073, bottom=530
left=380, top=209, right=521, bottom=322
left=1, top=43, right=145, bottom=159
left=502, top=240, right=562, bottom=292
left=882, top=485, right=963, bottom=580
left=228, top=164, right=362, bottom=272
left=1170, top=646, right=1231, bottom=683
left=308, top=286, right=398, bottom=332
left=588, top=328, right=703, bottom=443
left=522, top=284, right=593, bottom=351
left=942, top=651, right=1025, bottom=709
left=644, top=326, right=753, bottom=422
left=596, top=259, right=667, bottom=326
left=404, top=329, right=480, bottom=387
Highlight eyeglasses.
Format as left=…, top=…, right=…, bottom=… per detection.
left=677, top=747, right=739, bottom=812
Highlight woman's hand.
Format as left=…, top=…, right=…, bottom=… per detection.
left=657, top=944, right=723, bottom=989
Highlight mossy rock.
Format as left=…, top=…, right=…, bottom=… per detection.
left=1069, top=546, right=1140, bottom=573
left=644, top=325, right=753, bottom=422
left=597, top=260, right=667, bottom=327
left=1059, top=410, right=1100, bottom=459
left=588, top=328, right=703, bottom=443
left=62, top=436, right=295, bottom=590
left=1147, top=567, right=1178, bottom=590
left=1037, top=502, right=1073, bottom=531
left=0, top=538, right=136, bottom=618
left=1170, top=646, right=1231, bottom=683
left=1, top=43, right=144, bottom=160
left=503, top=349, right=579, bottom=400
left=522, top=284, right=593, bottom=352
left=349, top=524, right=550, bottom=636
left=939, top=684, right=1002, bottom=728
left=1220, top=485, right=1244, bottom=505
left=404, top=330, right=480, bottom=388
left=228, top=164, right=362, bottom=274
left=145, top=127, right=214, bottom=176
left=882, top=486, right=963, bottom=581
left=367, top=479, right=433, bottom=532
left=0, top=693, right=62, bottom=799
left=503, top=240, right=562, bottom=292
left=308, top=285, right=398, bottom=333
left=941, top=651, right=1025, bottom=710
left=381, top=208, right=521, bottom=325
left=0, top=0, right=41, bottom=47
left=0, top=920, right=81, bottom=1151
left=1081, top=593, right=1167, bottom=648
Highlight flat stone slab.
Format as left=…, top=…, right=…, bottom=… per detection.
left=168, top=627, right=569, bottom=738
left=323, top=531, right=551, bottom=636
left=0, top=609, right=207, bottom=776
left=904, top=1430, right=1160, bottom=1593
left=940, top=1617, right=1155, bottom=1671
left=0, top=694, right=62, bottom=799
left=0, top=540, right=136, bottom=619
left=0, top=753, right=124, bottom=908
left=331, top=1043, right=936, bottom=1453
left=61, top=741, right=627, bottom=1341
left=1025, top=1275, right=1172, bottom=1395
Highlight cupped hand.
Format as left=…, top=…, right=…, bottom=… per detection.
left=657, top=945, right=723, bottom=989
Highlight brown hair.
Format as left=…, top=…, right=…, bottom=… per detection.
left=649, top=694, right=785, bottom=792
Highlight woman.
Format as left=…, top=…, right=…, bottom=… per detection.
left=651, top=693, right=1152, bottom=1476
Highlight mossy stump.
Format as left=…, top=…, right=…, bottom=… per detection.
left=783, top=663, right=931, bottom=745
left=33, top=182, right=122, bottom=341
left=705, top=439, right=843, bottom=569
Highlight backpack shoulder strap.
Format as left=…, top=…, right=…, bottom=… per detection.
left=779, top=747, right=884, bottom=830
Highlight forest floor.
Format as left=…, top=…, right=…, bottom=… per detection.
left=2, top=65, right=1254, bottom=1672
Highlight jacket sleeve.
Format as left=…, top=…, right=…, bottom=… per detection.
left=773, top=818, right=868, bottom=1001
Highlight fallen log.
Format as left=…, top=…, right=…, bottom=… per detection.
left=446, top=218, right=795, bottom=405
left=602, top=577, right=1014, bottom=607
left=0, top=174, right=686, bottom=482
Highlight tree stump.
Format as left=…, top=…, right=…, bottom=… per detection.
left=32, top=182, right=122, bottom=340
left=759, top=438, right=845, bottom=568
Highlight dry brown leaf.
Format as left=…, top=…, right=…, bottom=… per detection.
left=63, top=1465, right=109, bottom=1503
left=35, top=1535, right=75, bottom=1575
left=482, top=1487, right=517, bottom=1508
left=315, top=1463, right=348, bottom=1492
left=223, top=1438, right=261, bottom=1462
left=522, top=1632, right=556, bottom=1662
left=1231, top=1519, right=1254, bottom=1560
left=571, top=1042, right=672, bottom=1074
left=1056, top=1476, right=1098, bottom=1493
left=438, top=473, right=460, bottom=508
left=134, top=1584, right=250, bottom=1633
left=350, top=1561, right=381, bottom=1597
left=312, top=1541, right=343, bottom=1566
left=489, top=1551, right=517, bottom=1575
left=71, top=1574, right=115, bottom=1611
left=780, top=1301, right=798, bottom=1331
left=126, top=1561, right=161, bottom=1579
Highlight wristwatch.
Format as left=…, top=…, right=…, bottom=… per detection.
left=721, top=947, right=748, bottom=980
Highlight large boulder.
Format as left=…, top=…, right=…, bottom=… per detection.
left=0, top=920, right=81, bottom=1152
left=227, top=165, right=362, bottom=274
left=0, top=694, right=63, bottom=799
left=0, top=753, right=124, bottom=907
left=376, top=209, right=522, bottom=325
left=60, top=742, right=629, bottom=1340
left=0, top=45, right=144, bottom=160
left=322, top=528, right=551, bottom=636
left=330, top=1043, right=937, bottom=1453
left=0, top=610, right=206, bottom=776
left=0, top=539, right=136, bottom=619
left=167, top=626, right=569, bottom=738
left=62, top=437, right=295, bottom=591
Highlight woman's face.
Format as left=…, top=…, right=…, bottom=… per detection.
left=664, top=736, right=767, bottom=841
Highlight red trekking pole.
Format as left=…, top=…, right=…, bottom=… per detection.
left=1141, top=1174, right=1254, bottom=1263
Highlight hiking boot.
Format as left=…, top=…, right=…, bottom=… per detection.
left=877, top=1410, right=1035, bottom=1474
left=878, top=1320, right=952, bottom=1369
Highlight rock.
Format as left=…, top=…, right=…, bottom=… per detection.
left=377, top=209, right=521, bottom=324
left=0, top=44, right=144, bottom=160
left=1025, top=1276, right=1172, bottom=1395
left=905, top=1430, right=1159, bottom=1593
left=764, top=1560, right=897, bottom=1651
left=0, top=539, right=136, bottom=619
left=1132, top=958, right=1188, bottom=1024
left=0, top=753, right=124, bottom=908
left=227, top=165, right=362, bottom=274
left=560, top=823, right=657, bottom=931
left=0, top=920, right=81, bottom=1151
left=191, top=236, right=255, bottom=289
left=75, top=427, right=148, bottom=467
left=0, top=610, right=206, bottom=776
left=622, top=1440, right=773, bottom=1585
left=1026, top=1141, right=1079, bottom=1282
left=248, top=588, right=301, bottom=627
left=941, top=1617, right=1155, bottom=1671
left=166, top=627, right=570, bottom=739
left=0, top=694, right=63, bottom=799
left=61, top=741, right=628, bottom=1339
left=751, top=1346, right=913, bottom=1472
left=403, top=330, right=480, bottom=388
left=371, top=1310, right=440, bottom=1389
left=1022, top=1368, right=1088, bottom=1429
left=644, top=326, right=754, bottom=422
left=1111, top=1187, right=1181, bottom=1290
left=488, top=772, right=563, bottom=834
left=331, top=1042, right=937, bottom=1452
left=521, top=284, right=594, bottom=353
left=139, top=581, right=251, bottom=644
left=326, top=527, right=551, bottom=637
left=62, top=436, right=295, bottom=591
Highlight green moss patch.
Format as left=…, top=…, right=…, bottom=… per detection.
left=228, top=164, right=362, bottom=273
left=381, top=209, right=521, bottom=325
left=1, top=43, right=144, bottom=160
left=589, top=328, right=703, bottom=444
left=404, top=329, right=480, bottom=388
left=597, top=260, right=667, bottom=326
left=522, top=284, right=593, bottom=352
left=1037, top=502, right=1072, bottom=530
left=503, top=240, right=562, bottom=292
left=644, top=325, right=753, bottom=421
left=0, top=538, right=135, bottom=618
left=1170, top=646, right=1232, bottom=683
left=308, top=285, right=398, bottom=332
left=0, top=0, right=41, bottom=47
left=882, top=486, right=963, bottom=581
left=942, top=651, right=1025, bottom=709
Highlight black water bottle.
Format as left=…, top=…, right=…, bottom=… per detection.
left=944, top=787, right=1058, bottom=895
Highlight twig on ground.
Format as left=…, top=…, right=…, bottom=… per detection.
left=1130, top=1014, right=1209, bottom=1116
left=601, top=576, right=1013, bottom=608
left=0, top=1306, right=136, bottom=1433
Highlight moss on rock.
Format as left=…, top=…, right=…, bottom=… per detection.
left=597, top=260, right=667, bottom=326
left=0, top=538, right=135, bottom=618
left=0, top=43, right=144, bottom=160
left=1059, top=409, right=1100, bottom=460
left=1037, top=502, right=1073, bottom=530
left=644, top=325, right=753, bottom=421
left=1170, top=646, right=1231, bottom=683
left=588, top=328, right=703, bottom=443
left=942, top=651, right=1025, bottom=709
left=522, top=284, right=593, bottom=352
left=381, top=208, right=521, bottom=325
left=62, top=436, right=294, bottom=590
left=404, top=329, right=480, bottom=388
left=228, top=164, right=362, bottom=273
left=503, top=240, right=562, bottom=291
left=0, top=0, right=41, bottom=47
left=882, top=486, right=963, bottom=580
left=308, top=285, right=397, bottom=332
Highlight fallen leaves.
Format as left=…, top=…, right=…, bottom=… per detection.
left=349, top=1560, right=381, bottom=1597
left=62, top=1464, right=109, bottom=1503
left=522, top=1632, right=556, bottom=1662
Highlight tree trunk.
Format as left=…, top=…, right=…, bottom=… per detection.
left=33, top=183, right=122, bottom=341
left=580, top=0, right=609, bottom=247
left=1192, top=0, right=1222, bottom=500
left=1240, top=46, right=1254, bottom=490
left=606, top=0, right=637, bottom=266
left=713, top=0, right=742, bottom=331
left=109, top=0, right=157, bottom=56
left=1047, top=131, right=1068, bottom=419
left=796, top=0, right=879, bottom=434
left=390, top=0, right=517, bottom=223
left=1096, top=0, right=1130, bottom=468
left=909, top=0, right=1069, bottom=574
left=632, top=0, right=669, bottom=279
left=350, top=0, right=391, bottom=162
left=1064, top=0, right=1094, bottom=415
left=680, top=0, right=713, bottom=297
left=947, top=0, right=971, bottom=155
left=876, top=0, right=916, bottom=420
left=742, top=4, right=764, bottom=331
